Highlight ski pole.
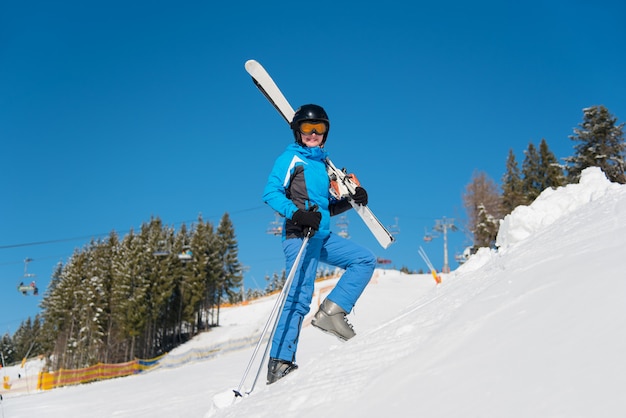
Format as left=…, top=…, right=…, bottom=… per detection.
left=246, top=231, right=312, bottom=394
left=233, top=230, right=311, bottom=397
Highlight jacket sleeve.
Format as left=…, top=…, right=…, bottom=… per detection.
left=263, top=154, right=300, bottom=220
left=329, top=197, right=352, bottom=216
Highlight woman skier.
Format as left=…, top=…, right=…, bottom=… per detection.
left=262, top=104, right=376, bottom=384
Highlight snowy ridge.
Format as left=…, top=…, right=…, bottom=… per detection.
left=3, top=168, right=626, bottom=418
left=496, top=167, right=621, bottom=249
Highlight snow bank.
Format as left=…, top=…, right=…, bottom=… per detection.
left=496, top=167, right=620, bottom=249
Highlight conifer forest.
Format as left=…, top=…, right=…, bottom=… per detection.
left=3, top=214, right=244, bottom=370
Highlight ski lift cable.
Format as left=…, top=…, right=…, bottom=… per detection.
left=0, top=205, right=267, bottom=251
left=0, top=205, right=268, bottom=266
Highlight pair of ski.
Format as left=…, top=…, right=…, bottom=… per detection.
left=245, top=59, right=395, bottom=250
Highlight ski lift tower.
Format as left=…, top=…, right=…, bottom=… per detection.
left=433, top=217, right=458, bottom=273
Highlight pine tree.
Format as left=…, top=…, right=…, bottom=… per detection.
left=522, top=142, right=542, bottom=203
left=200, top=219, right=223, bottom=328
left=39, top=261, right=69, bottom=368
left=12, top=315, right=46, bottom=363
left=77, top=238, right=116, bottom=366
left=115, top=230, right=150, bottom=361
left=171, top=220, right=206, bottom=345
left=473, top=204, right=499, bottom=248
left=1, top=332, right=16, bottom=365
left=538, top=138, right=566, bottom=190
left=565, top=105, right=625, bottom=184
left=501, top=149, right=526, bottom=214
left=214, top=213, right=243, bottom=327
left=265, top=270, right=286, bottom=294
left=189, top=216, right=215, bottom=332
left=100, top=231, right=126, bottom=363
left=146, top=219, right=182, bottom=357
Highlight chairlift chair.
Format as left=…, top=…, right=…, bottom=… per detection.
left=17, top=282, right=38, bottom=296
left=178, top=246, right=193, bottom=261
left=153, top=240, right=171, bottom=257
left=266, top=225, right=283, bottom=236
left=17, top=258, right=38, bottom=295
left=388, top=217, right=400, bottom=236
left=335, top=215, right=349, bottom=239
left=266, top=214, right=283, bottom=236
left=423, top=227, right=436, bottom=242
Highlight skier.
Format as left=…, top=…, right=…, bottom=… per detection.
left=263, top=104, right=376, bottom=384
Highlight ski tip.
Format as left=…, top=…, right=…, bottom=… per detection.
left=244, top=59, right=259, bottom=70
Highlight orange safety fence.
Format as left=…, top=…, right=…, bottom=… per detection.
left=37, top=354, right=165, bottom=391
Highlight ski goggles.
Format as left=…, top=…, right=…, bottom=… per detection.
left=299, top=121, right=328, bottom=135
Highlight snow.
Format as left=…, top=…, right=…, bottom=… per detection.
left=496, top=167, right=621, bottom=248
left=2, top=167, right=626, bottom=418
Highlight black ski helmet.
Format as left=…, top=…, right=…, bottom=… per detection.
left=291, top=104, right=330, bottom=146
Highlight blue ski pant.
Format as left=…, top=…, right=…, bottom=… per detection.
left=269, top=232, right=376, bottom=362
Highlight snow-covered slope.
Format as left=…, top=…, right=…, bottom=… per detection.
left=3, top=168, right=626, bottom=418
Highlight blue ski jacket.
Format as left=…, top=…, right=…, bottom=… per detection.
left=263, top=143, right=351, bottom=240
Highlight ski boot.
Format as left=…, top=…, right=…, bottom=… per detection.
left=267, top=358, right=298, bottom=385
left=311, top=299, right=356, bottom=341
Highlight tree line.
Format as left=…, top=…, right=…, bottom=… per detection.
left=463, top=105, right=624, bottom=249
left=2, top=213, right=244, bottom=370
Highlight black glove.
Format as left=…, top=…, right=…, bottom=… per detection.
left=351, top=187, right=368, bottom=206
left=292, top=209, right=322, bottom=231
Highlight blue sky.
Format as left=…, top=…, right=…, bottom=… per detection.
left=2, top=0, right=625, bottom=334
